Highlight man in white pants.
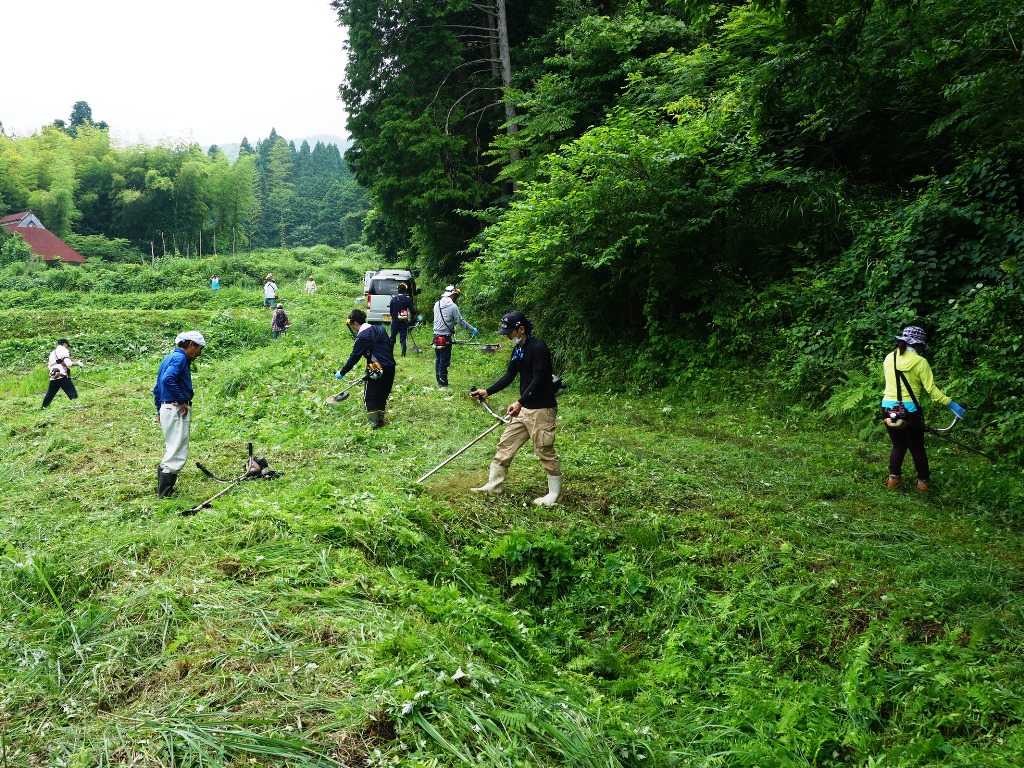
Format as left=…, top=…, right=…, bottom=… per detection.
left=153, top=331, right=206, bottom=497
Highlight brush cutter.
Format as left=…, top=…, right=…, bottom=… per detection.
left=66, top=364, right=112, bottom=390
left=416, top=388, right=510, bottom=483
left=926, top=415, right=997, bottom=464
left=447, top=339, right=507, bottom=354
left=406, top=318, right=424, bottom=354
left=326, top=374, right=367, bottom=404
left=451, top=340, right=505, bottom=354
left=183, top=443, right=282, bottom=516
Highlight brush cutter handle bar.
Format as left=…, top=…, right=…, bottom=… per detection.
left=480, top=398, right=510, bottom=424
left=469, top=387, right=511, bottom=424
left=927, top=415, right=960, bottom=434
left=416, top=420, right=505, bottom=484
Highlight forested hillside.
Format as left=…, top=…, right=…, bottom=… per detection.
left=334, top=0, right=1024, bottom=457
left=0, top=103, right=369, bottom=254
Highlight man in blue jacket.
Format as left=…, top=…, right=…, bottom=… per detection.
left=153, top=331, right=206, bottom=497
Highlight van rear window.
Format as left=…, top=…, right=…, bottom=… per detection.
left=369, top=279, right=404, bottom=295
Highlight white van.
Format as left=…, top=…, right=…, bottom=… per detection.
left=363, top=269, right=418, bottom=324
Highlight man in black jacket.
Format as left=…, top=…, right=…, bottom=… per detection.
left=388, top=283, right=414, bottom=356
left=469, top=311, right=562, bottom=505
left=335, top=309, right=397, bottom=429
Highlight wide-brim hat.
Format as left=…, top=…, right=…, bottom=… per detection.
left=895, top=325, right=928, bottom=348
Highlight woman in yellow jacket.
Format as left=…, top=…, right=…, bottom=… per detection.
left=881, top=326, right=966, bottom=490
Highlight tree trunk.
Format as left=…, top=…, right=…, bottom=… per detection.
left=495, top=0, right=520, bottom=188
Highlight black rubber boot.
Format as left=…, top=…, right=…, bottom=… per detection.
left=158, top=470, right=178, bottom=498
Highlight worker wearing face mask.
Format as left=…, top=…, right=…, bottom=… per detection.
left=469, top=311, right=562, bottom=506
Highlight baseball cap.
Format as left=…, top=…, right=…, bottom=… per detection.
left=497, top=311, right=527, bottom=336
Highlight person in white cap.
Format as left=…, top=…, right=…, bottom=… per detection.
left=153, top=331, right=206, bottom=497
left=263, top=275, right=278, bottom=309
left=431, top=285, right=477, bottom=387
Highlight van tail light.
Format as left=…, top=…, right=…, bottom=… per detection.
left=366, top=294, right=371, bottom=309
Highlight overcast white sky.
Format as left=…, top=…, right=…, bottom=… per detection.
left=0, top=0, right=350, bottom=148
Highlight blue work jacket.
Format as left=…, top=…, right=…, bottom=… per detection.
left=153, top=348, right=195, bottom=410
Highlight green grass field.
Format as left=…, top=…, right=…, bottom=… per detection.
left=1, top=254, right=1023, bottom=767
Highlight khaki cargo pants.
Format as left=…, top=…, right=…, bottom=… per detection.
left=494, top=406, right=560, bottom=476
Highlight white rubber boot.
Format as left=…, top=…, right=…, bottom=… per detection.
left=471, top=462, right=507, bottom=493
left=533, top=474, right=562, bottom=506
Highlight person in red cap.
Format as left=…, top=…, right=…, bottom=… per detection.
left=470, top=311, right=563, bottom=506
left=880, top=325, right=966, bottom=491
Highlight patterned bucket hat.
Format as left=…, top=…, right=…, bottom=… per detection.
left=895, top=326, right=928, bottom=348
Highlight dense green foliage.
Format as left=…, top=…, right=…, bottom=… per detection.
left=336, top=0, right=1024, bottom=459
left=0, top=111, right=368, bottom=253
left=1, top=252, right=1023, bottom=766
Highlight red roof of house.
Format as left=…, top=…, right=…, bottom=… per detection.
left=2, top=212, right=86, bottom=263
left=0, top=212, right=29, bottom=226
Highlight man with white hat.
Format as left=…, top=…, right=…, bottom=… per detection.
left=153, top=331, right=206, bottom=497
left=431, top=284, right=477, bottom=387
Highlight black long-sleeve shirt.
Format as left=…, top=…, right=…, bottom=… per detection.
left=486, top=336, right=557, bottom=409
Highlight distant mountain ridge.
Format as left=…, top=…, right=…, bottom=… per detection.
left=211, top=134, right=350, bottom=163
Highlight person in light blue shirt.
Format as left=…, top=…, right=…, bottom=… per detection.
left=210, top=274, right=220, bottom=290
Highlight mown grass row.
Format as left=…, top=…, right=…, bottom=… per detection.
left=1, top=254, right=1023, bottom=767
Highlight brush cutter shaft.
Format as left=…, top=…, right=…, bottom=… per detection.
left=926, top=427, right=997, bottom=463
left=416, top=421, right=505, bottom=483
left=339, top=375, right=367, bottom=393
left=182, top=480, right=240, bottom=515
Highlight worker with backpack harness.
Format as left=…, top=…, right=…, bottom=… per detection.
left=432, top=285, right=477, bottom=388
left=335, top=309, right=397, bottom=429
left=880, top=325, right=967, bottom=491
left=389, top=282, right=414, bottom=357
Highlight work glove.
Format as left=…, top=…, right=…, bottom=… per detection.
left=76, top=360, right=85, bottom=368
left=471, top=327, right=478, bottom=337
left=948, top=401, right=966, bottom=418
left=417, top=315, right=423, bottom=322
left=335, top=370, right=344, bottom=379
